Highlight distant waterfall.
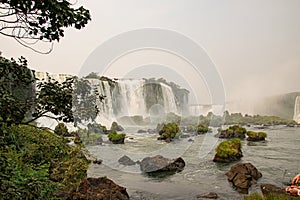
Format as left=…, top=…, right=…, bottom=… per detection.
left=90, top=78, right=189, bottom=123
left=293, top=96, right=300, bottom=123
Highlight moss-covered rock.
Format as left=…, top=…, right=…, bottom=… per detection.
left=246, top=131, right=267, bottom=141
left=108, top=130, right=126, bottom=144
left=218, top=125, right=247, bottom=139
left=186, top=124, right=211, bottom=134
left=213, top=138, right=243, bottom=163
left=157, top=123, right=180, bottom=142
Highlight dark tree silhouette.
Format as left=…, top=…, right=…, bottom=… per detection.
left=0, top=0, right=90, bottom=52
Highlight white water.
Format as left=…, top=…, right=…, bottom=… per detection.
left=293, top=96, right=300, bottom=123
left=89, top=79, right=184, bottom=126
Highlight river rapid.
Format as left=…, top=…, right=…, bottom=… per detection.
left=87, top=126, right=300, bottom=200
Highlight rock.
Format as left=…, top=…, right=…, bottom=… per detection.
left=108, top=130, right=126, bottom=144
left=137, top=129, right=147, bottom=133
left=188, top=139, right=194, bottom=142
left=118, top=155, right=136, bottom=166
left=180, top=134, right=190, bottom=138
left=71, top=177, right=129, bottom=200
left=93, top=159, right=102, bottom=165
left=260, top=184, right=286, bottom=196
left=140, top=155, right=185, bottom=173
left=218, top=125, right=246, bottom=139
left=225, top=163, right=262, bottom=194
left=96, top=137, right=103, bottom=145
left=110, top=121, right=124, bottom=131
left=213, top=139, right=243, bottom=163
left=147, top=129, right=157, bottom=134
left=197, top=192, right=218, bottom=199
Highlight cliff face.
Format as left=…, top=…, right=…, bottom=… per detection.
left=254, top=92, right=300, bottom=120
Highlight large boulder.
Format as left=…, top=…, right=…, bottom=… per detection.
left=225, top=163, right=262, bottom=194
left=71, top=177, right=129, bottom=200
left=118, top=155, right=136, bottom=166
left=140, top=155, right=185, bottom=173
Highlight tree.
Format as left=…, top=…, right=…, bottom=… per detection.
left=0, top=0, right=91, bottom=52
left=0, top=55, right=74, bottom=126
left=72, top=77, right=105, bottom=128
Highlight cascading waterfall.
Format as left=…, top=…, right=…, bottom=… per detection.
left=89, top=78, right=189, bottom=125
left=161, top=83, right=178, bottom=113
left=293, top=96, right=300, bottom=123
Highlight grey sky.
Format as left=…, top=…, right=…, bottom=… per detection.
left=1, top=0, right=299, bottom=104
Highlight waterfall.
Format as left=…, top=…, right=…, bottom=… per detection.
left=293, top=96, right=300, bottom=123
left=88, top=78, right=189, bottom=125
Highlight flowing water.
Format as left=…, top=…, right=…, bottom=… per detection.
left=87, top=126, right=300, bottom=200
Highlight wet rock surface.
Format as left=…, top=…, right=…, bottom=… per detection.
left=225, top=162, right=262, bottom=194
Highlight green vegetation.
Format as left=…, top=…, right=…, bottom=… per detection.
left=215, top=138, right=242, bottom=158
left=0, top=0, right=90, bottom=51
left=227, top=125, right=247, bottom=134
left=78, top=128, right=102, bottom=146
left=247, top=131, right=267, bottom=141
left=181, top=111, right=296, bottom=127
left=158, top=123, right=181, bottom=142
left=54, top=123, right=69, bottom=137
left=244, top=192, right=299, bottom=200
left=224, top=112, right=297, bottom=125
left=108, top=130, right=126, bottom=144
left=186, top=124, right=211, bottom=134
left=0, top=125, right=89, bottom=199
left=218, top=125, right=247, bottom=139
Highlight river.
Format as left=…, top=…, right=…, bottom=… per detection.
left=87, top=126, right=300, bottom=200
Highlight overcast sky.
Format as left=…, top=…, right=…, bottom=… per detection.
left=1, top=0, right=300, bottom=104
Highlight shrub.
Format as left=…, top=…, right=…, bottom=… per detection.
left=215, top=138, right=242, bottom=158
left=158, top=123, right=180, bottom=141
left=196, top=124, right=211, bottom=134
left=108, top=130, right=126, bottom=143
left=246, top=131, right=267, bottom=141
left=0, top=125, right=89, bottom=199
left=54, top=123, right=69, bottom=136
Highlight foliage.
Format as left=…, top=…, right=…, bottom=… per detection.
left=158, top=123, right=180, bottom=141
left=215, top=138, right=242, bottom=158
left=186, top=124, right=211, bottom=134
left=224, top=111, right=297, bottom=125
left=0, top=125, right=89, bottom=199
left=247, top=131, right=267, bottom=140
left=0, top=0, right=91, bottom=51
left=77, top=128, right=103, bottom=146
left=72, top=77, right=104, bottom=127
left=34, top=75, right=74, bottom=123
left=88, top=122, right=107, bottom=134
left=108, top=130, right=126, bottom=143
left=54, top=122, right=69, bottom=137
left=0, top=55, right=75, bottom=126
left=0, top=56, right=35, bottom=126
